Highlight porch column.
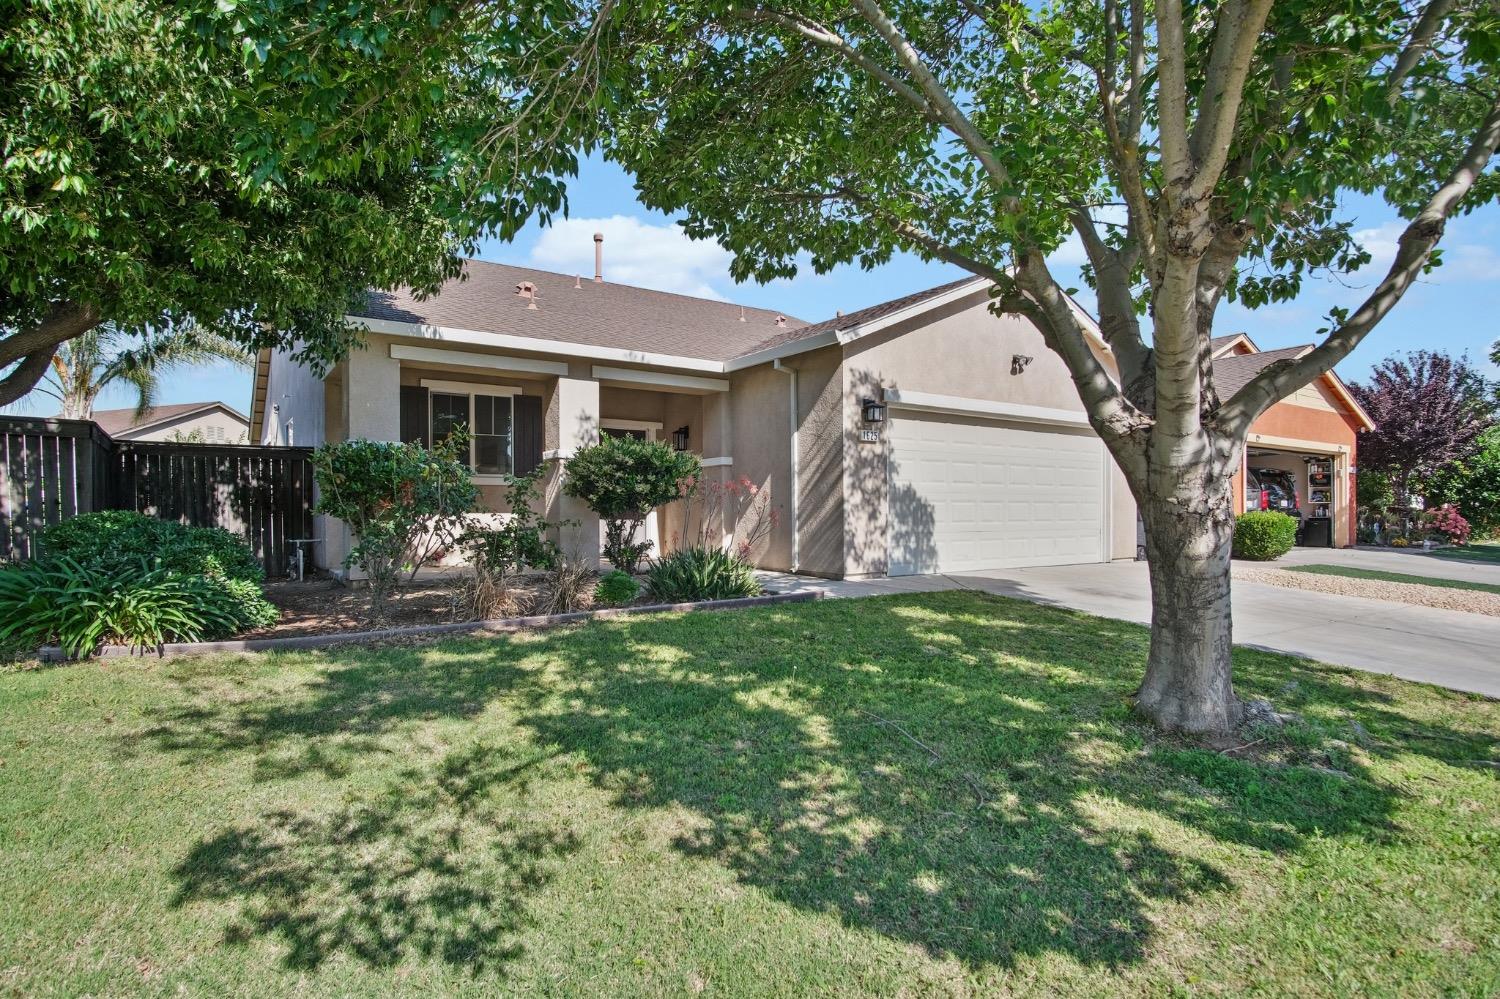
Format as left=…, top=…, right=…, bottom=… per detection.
left=344, top=343, right=401, bottom=441
left=324, top=346, right=401, bottom=576
left=548, top=375, right=602, bottom=563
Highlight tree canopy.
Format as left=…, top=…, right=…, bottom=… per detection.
left=0, top=0, right=582, bottom=405
left=531, top=0, right=1499, bottom=733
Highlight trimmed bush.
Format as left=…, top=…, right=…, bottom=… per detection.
left=646, top=546, right=762, bottom=602
left=1232, top=511, right=1299, bottom=561
left=0, top=557, right=278, bottom=657
left=41, top=510, right=263, bottom=582
left=562, top=435, right=701, bottom=572
left=594, top=570, right=640, bottom=607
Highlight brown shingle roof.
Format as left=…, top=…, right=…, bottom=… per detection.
left=1211, top=344, right=1311, bottom=398
left=355, top=259, right=808, bottom=363
left=88, top=401, right=244, bottom=437
left=742, top=276, right=985, bottom=355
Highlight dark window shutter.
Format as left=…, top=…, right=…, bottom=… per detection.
left=399, top=386, right=428, bottom=445
left=513, top=394, right=543, bottom=476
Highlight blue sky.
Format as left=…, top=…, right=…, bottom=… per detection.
left=84, top=154, right=1500, bottom=416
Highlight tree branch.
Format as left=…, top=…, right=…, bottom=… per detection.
left=1186, top=0, right=1275, bottom=202
left=1070, top=206, right=1153, bottom=394
left=0, top=350, right=61, bottom=409
left=729, top=7, right=940, bottom=120
left=846, top=0, right=1017, bottom=208
left=1155, top=0, right=1194, bottom=187
left=1388, top=0, right=1456, bottom=101
left=0, top=300, right=101, bottom=369
left=1217, top=88, right=1500, bottom=434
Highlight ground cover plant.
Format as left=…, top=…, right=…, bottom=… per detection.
left=1285, top=563, right=1500, bottom=597
left=0, top=512, right=279, bottom=655
left=2, top=592, right=1496, bottom=996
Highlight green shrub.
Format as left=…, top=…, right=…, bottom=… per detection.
left=646, top=546, right=762, bottom=602
left=562, top=435, right=701, bottom=572
left=0, top=557, right=277, bottom=658
left=594, top=569, right=640, bottom=606
left=41, top=511, right=263, bottom=582
left=459, top=465, right=563, bottom=577
left=1232, top=511, right=1299, bottom=561
left=313, top=434, right=478, bottom=615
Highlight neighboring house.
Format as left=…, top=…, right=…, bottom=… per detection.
left=1212, top=334, right=1375, bottom=547
left=249, top=253, right=1363, bottom=579
left=88, top=401, right=250, bottom=444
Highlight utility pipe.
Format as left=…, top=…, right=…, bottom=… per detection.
left=772, top=359, right=800, bottom=573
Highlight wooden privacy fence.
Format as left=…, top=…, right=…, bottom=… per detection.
left=1, top=415, right=314, bottom=573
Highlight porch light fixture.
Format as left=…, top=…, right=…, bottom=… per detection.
left=671, top=425, right=690, bottom=451
left=1011, top=354, right=1034, bottom=375
left=861, top=398, right=887, bottom=423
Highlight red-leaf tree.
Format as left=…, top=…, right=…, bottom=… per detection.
left=1349, top=352, right=1496, bottom=511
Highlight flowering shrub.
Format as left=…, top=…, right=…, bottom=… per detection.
left=312, top=433, right=478, bottom=616
left=680, top=474, right=781, bottom=560
left=1423, top=504, right=1471, bottom=546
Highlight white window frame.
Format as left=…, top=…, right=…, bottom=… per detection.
left=421, top=379, right=523, bottom=484
left=600, top=418, right=662, bottom=441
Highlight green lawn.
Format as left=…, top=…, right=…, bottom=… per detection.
left=3, top=592, right=1498, bottom=997
left=1286, top=563, right=1500, bottom=595
left=1430, top=541, right=1500, bottom=565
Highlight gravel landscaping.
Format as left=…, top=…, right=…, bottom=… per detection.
left=1237, top=564, right=1500, bottom=616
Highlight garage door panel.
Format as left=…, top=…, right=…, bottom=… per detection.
left=888, top=411, right=1104, bottom=575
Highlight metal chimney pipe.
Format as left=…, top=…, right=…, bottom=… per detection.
left=593, top=232, right=604, bottom=282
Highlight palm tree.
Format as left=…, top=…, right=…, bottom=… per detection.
left=37, top=324, right=250, bottom=420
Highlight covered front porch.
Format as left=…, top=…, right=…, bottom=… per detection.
left=319, top=337, right=741, bottom=572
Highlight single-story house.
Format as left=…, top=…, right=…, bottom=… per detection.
left=88, top=401, right=249, bottom=444
left=249, top=250, right=1364, bottom=578
left=1212, top=335, right=1374, bottom=547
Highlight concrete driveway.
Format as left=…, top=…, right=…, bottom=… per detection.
left=762, top=551, right=1500, bottom=698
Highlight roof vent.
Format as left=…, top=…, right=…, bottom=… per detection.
left=593, top=232, right=604, bottom=283
left=836, top=310, right=843, bottom=318
left=739, top=307, right=746, bottom=322
left=515, top=281, right=539, bottom=310
left=774, top=314, right=787, bottom=327
left=574, top=274, right=581, bottom=289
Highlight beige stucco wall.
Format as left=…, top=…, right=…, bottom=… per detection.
left=830, top=290, right=1137, bottom=576
left=124, top=408, right=249, bottom=444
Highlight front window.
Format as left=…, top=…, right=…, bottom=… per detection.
left=431, top=390, right=513, bottom=476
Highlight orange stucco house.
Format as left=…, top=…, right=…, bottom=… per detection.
left=1213, top=334, right=1376, bottom=547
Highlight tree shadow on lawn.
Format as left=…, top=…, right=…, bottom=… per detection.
left=146, top=591, right=1495, bottom=975
left=171, top=739, right=580, bottom=973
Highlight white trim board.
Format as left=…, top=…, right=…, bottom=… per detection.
left=835, top=279, right=990, bottom=346
left=592, top=365, right=729, bottom=393
left=359, top=316, right=726, bottom=373
left=419, top=378, right=523, bottom=397
left=883, top=389, right=1093, bottom=430
left=390, top=342, right=569, bottom=376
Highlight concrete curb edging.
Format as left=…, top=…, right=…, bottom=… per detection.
left=40, top=588, right=828, bottom=662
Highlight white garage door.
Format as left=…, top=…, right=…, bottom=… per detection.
left=887, top=410, right=1106, bottom=575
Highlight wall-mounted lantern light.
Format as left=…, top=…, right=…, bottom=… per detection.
left=671, top=425, right=690, bottom=451
left=861, top=398, right=887, bottom=423
left=1011, top=354, right=1034, bottom=375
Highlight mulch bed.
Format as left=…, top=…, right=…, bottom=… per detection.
left=251, top=574, right=663, bottom=639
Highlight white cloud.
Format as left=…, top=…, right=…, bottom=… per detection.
left=529, top=215, right=733, bottom=300
left=1353, top=220, right=1500, bottom=283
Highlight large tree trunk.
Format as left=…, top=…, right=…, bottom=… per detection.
left=1133, top=475, right=1243, bottom=735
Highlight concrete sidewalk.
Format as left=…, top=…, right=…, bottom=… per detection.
left=761, top=556, right=1500, bottom=698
